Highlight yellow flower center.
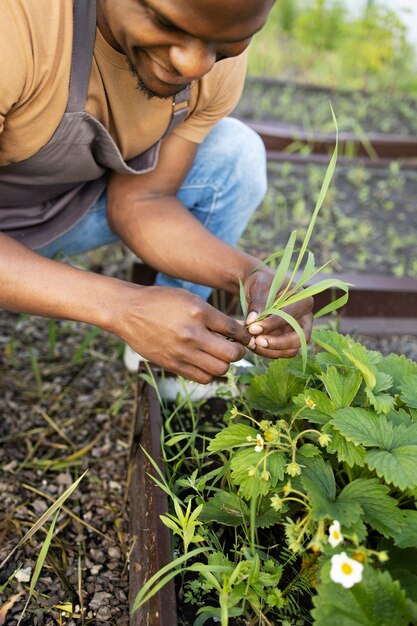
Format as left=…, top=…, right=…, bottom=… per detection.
left=341, top=563, right=353, bottom=576
left=333, top=531, right=340, bottom=539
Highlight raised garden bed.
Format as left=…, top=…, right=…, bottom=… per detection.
left=131, top=330, right=417, bottom=625
left=232, top=77, right=417, bottom=160
left=240, top=156, right=417, bottom=280
left=129, top=377, right=177, bottom=626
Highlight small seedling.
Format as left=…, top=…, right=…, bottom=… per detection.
left=240, top=105, right=351, bottom=371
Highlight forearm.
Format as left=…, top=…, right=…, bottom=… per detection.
left=107, top=194, right=260, bottom=295
left=0, top=232, right=127, bottom=332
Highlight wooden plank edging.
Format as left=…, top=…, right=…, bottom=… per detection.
left=129, top=378, right=177, bottom=626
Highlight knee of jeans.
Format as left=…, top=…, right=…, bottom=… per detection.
left=214, top=118, right=268, bottom=211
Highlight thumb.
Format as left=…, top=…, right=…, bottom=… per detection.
left=245, top=309, right=265, bottom=336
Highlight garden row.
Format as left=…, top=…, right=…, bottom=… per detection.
left=129, top=79, right=417, bottom=623
left=232, top=77, right=417, bottom=160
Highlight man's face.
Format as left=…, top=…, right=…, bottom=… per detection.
left=97, top=0, right=275, bottom=99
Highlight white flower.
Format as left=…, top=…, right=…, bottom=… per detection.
left=254, top=434, right=264, bottom=452
left=305, top=397, right=316, bottom=410
left=330, top=552, right=364, bottom=588
left=328, top=520, right=344, bottom=547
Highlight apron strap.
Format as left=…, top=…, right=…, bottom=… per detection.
left=66, top=0, right=97, bottom=113
left=161, top=84, right=191, bottom=138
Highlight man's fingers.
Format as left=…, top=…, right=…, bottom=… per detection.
left=251, top=344, right=300, bottom=359
left=201, top=331, right=247, bottom=364
left=174, top=363, right=215, bottom=385
left=208, top=308, right=251, bottom=346
left=254, top=331, right=302, bottom=353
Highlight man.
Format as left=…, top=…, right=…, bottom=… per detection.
left=0, top=0, right=313, bottom=384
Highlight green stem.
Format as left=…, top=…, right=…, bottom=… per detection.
left=250, top=494, right=258, bottom=556
left=220, top=589, right=229, bottom=626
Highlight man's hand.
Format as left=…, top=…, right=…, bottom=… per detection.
left=113, top=284, right=250, bottom=383
left=241, top=267, right=314, bottom=359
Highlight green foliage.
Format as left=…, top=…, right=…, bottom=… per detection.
left=312, top=565, right=414, bottom=626
left=248, top=0, right=417, bottom=94
left=246, top=358, right=305, bottom=412
left=200, top=491, right=249, bottom=526
left=208, top=423, right=259, bottom=452
left=142, top=329, right=417, bottom=625
left=332, top=409, right=417, bottom=490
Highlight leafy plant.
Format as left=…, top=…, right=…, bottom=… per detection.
left=136, top=331, right=417, bottom=624
left=239, top=107, right=350, bottom=371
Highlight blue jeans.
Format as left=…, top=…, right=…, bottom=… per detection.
left=37, top=118, right=267, bottom=301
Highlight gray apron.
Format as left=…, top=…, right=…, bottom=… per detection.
left=0, top=0, right=190, bottom=249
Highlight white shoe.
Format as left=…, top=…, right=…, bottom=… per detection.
left=123, top=343, right=146, bottom=372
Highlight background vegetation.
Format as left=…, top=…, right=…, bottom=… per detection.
left=248, top=0, right=417, bottom=93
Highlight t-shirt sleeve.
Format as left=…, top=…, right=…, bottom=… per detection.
left=0, top=0, right=28, bottom=140
left=172, top=50, right=248, bottom=144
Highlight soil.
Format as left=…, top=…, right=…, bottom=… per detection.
left=233, top=77, right=417, bottom=137
left=239, top=158, right=417, bottom=278
left=0, top=245, right=136, bottom=626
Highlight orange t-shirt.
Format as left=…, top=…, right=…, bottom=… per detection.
left=0, top=0, right=248, bottom=167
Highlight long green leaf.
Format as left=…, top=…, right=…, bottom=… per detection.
left=71, top=326, right=101, bottom=364
left=0, top=471, right=87, bottom=570
left=132, top=546, right=210, bottom=613
left=134, top=563, right=233, bottom=613
left=263, top=278, right=351, bottom=314
left=281, top=102, right=339, bottom=296
left=265, top=230, right=297, bottom=309
left=194, top=606, right=244, bottom=626
left=17, top=510, right=60, bottom=626
left=313, top=288, right=350, bottom=319
left=290, top=250, right=316, bottom=294
left=270, top=309, right=308, bottom=372
left=238, top=278, right=248, bottom=319
left=132, top=569, right=184, bottom=611
left=284, top=256, right=336, bottom=301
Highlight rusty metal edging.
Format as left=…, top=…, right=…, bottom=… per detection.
left=244, top=119, right=417, bottom=162
left=265, top=149, right=416, bottom=169
left=129, top=377, right=177, bottom=626
left=308, top=273, right=417, bottom=321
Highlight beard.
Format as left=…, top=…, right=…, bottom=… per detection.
left=126, top=56, right=187, bottom=100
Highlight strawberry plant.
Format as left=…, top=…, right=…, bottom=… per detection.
left=134, top=332, right=417, bottom=625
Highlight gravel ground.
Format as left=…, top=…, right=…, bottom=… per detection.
left=1, top=241, right=416, bottom=625
left=0, top=244, right=136, bottom=625
left=353, top=333, right=417, bottom=362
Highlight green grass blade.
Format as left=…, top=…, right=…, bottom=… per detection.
left=270, top=309, right=307, bottom=372
left=313, top=287, right=350, bottom=318
left=238, top=278, right=248, bottom=318
left=0, top=471, right=87, bottom=570
left=132, top=569, right=184, bottom=611
left=47, top=319, right=57, bottom=359
left=134, top=563, right=232, bottom=613
left=265, top=230, right=297, bottom=309
left=282, top=102, right=339, bottom=294
left=131, top=547, right=210, bottom=613
left=284, top=250, right=316, bottom=298
left=266, top=278, right=351, bottom=313
left=29, top=349, right=43, bottom=397
left=17, top=510, right=60, bottom=626
left=282, top=256, right=336, bottom=303
left=0, top=566, right=20, bottom=593
left=29, top=510, right=60, bottom=595
left=71, top=326, right=101, bottom=364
